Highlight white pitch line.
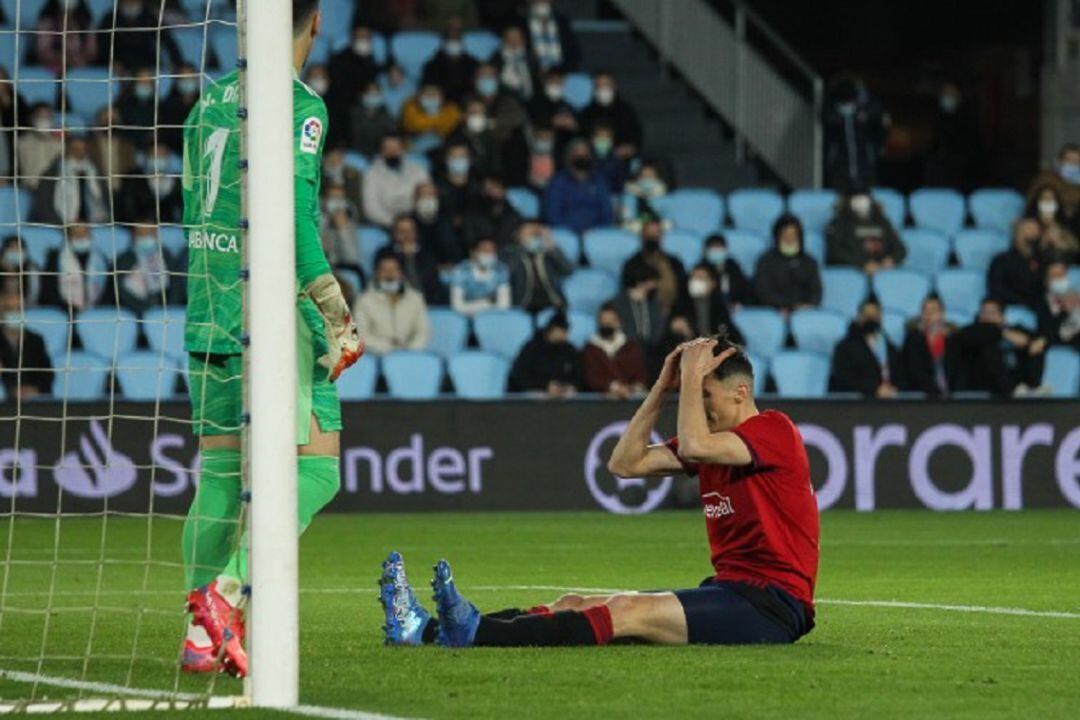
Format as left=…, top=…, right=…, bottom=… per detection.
left=0, top=669, right=202, bottom=701
left=816, top=598, right=1080, bottom=619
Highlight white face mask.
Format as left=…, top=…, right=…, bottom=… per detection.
left=3, top=249, right=23, bottom=266
left=545, top=83, right=563, bottom=101
left=353, top=39, right=372, bottom=56
left=1038, top=199, right=1058, bottom=217
left=850, top=195, right=872, bottom=218
left=688, top=277, right=711, bottom=298
left=416, top=196, right=439, bottom=220
left=466, top=114, right=487, bottom=134
left=33, top=116, right=51, bottom=131
left=476, top=252, right=497, bottom=269
left=70, top=238, right=92, bottom=253
left=532, top=2, right=552, bottom=18
left=595, top=87, right=615, bottom=106
left=379, top=279, right=402, bottom=294
left=310, top=78, right=329, bottom=95
left=1049, top=276, right=1070, bottom=295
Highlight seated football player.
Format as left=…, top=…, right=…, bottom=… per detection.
left=378, top=332, right=820, bottom=647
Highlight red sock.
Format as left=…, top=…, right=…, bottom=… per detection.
left=581, top=605, right=614, bottom=645
left=526, top=605, right=552, bottom=616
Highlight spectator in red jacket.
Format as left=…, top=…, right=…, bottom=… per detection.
left=581, top=302, right=648, bottom=398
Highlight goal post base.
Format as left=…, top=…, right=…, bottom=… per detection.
left=0, top=695, right=248, bottom=714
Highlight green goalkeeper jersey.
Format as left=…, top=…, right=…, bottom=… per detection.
left=183, top=69, right=332, bottom=355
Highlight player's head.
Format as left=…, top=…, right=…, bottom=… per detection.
left=293, top=0, right=322, bottom=67
left=699, top=329, right=756, bottom=432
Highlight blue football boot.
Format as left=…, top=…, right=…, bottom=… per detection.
left=379, top=551, right=431, bottom=646
left=431, top=559, right=481, bottom=648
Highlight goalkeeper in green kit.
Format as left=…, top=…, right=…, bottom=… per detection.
left=179, top=0, right=361, bottom=677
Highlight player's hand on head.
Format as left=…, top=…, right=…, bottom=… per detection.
left=302, top=273, right=365, bottom=382
left=680, top=339, right=735, bottom=380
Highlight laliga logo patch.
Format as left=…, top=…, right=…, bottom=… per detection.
left=584, top=421, right=672, bottom=514
left=300, top=116, right=322, bottom=154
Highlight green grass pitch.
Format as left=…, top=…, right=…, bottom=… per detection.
left=0, top=510, right=1078, bottom=719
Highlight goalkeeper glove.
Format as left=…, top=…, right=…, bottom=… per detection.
left=301, top=273, right=364, bottom=381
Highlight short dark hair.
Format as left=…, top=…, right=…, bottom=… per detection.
left=1058, top=142, right=1080, bottom=159
left=771, top=213, right=804, bottom=247
left=981, top=296, right=1003, bottom=312
left=709, top=328, right=755, bottom=385
left=294, top=0, right=319, bottom=34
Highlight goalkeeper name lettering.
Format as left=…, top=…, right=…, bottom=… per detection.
left=188, top=230, right=240, bottom=253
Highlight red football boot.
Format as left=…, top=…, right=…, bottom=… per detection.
left=185, top=581, right=248, bottom=678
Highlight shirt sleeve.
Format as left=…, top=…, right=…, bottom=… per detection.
left=730, top=413, right=793, bottom=471
left=662, top=437, right=699, bottom=477
left=294, top=92, right=331, bottom=286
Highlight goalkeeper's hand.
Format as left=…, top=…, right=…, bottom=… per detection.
left=301, top=273, right=364, bottom=381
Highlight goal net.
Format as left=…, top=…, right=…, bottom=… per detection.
left=0, top=0, right=288, bottom=711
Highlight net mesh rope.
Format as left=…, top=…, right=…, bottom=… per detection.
left=0, top=0, right=245, bottom=709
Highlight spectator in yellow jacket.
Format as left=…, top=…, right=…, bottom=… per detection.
left=401, top=84, right=462, bottom=141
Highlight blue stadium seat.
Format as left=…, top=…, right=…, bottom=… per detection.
left=179, top=0, right=235, bottom=22
left=382, top=350, right=443, bottom=399
left=882, top=310, right=906, bottom=347
left=909, top=188, right=966, bottom=236
left=358, top=225, right=389, bottom=275
left=209, top=23, right=238, bottom=69
left=871, top=187, right=906, bottom=228
left=391, top=31, right=441, bottom=80
left=1042, top=347, right=1079, bottom=397
left=171, top=26, right=211, bottom=68
left=473, top=308, right=534, bottom=359
left=935, top=269, right=985, bottom=320
left=23, top=307, right=71, bottom=358
left=507, top=187, right=539, bottom=219
left=142, top=306, right=186, bottom=360
left=18, top=225, right=62, bottom=266
left=582, top=227, right=638, bottom=276
left=463, top=30, right=500, bottom=61
left=746, top=351, right=768, bottom=396
left=336, top=268, right=363, bottom=296
left=336, top=354, right=380, bottom=400
left=65, top=67, right=118, bottom=118
left=727, top=189, right=785, bottom=235
left=11, top=66, right=55, bottom=111
left=820, top=267, right=868, bottom=319
left=307, top=35, right=332, bottom=67
left=448, top=350, right=509, bottom=399
left=723, top=229, right=768, bottom=276
left=159, top=225, right=186, bottom=257
left=74, top=308, right=139, bottom=362
left=84, top=0, right=115, bottom=25
left=536, top=308, right=596, bottom=348
left=651, top=188, right=725, bottom=235
left=968, top=188, right=1024, bottom=234
left=319, top=0, right=356, bottom=50
left=954, top=228, right=1009, bottom=272
left=562, top=268, right=618, bottom=317
left=789, top=308, right=848, bottom=354
left=550, top=227, right=580, bottom=263
left=405, top=153, right=430, bottom=173
left=1069, top=267, right=1080, bottom=292
left=562, top=73, right=593, bottom=111
left=662, top=228, right=704, bottom=270
left=802, top=230, right=825, bottom=265
left=1004, top=305, right=1038, bottom=332
left=53, top=350, right=109, bottom=401
left=115, top=351, right=180, bottom=400
left=426, top=308, right=470, bottom=357
left=770, top=350, right=830, bottom=398
left=0, top=0, right=48, bottom=29
left=731, top=307, right=786, bottom=358
left=343, top=151, right=368, bottom=173
left=0, top=30, right=24, bottom=76
left=787, top=189, right=838, bottom=233
left=873, top=269, right=931, bottom=318
left=900, top=227, right=950, bottom=275
left=91, top=225, right=132, bottom=259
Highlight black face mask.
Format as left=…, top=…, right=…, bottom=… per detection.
left=570, top=156, right=592, bottom=172
left=598, top=325, right=617, bottom=339
left=861, top=319, right=881, bottom=335
left=642, top=238, right=660, bottom=254
left=384, top=155, right=402, bottom=169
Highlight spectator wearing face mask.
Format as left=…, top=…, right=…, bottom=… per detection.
left=526, top=124, right=557, bottom=191
left=327, top=25, right=383, bottom=147
left=1038, top=259, right=1080, bottom=349
left=611, top=262, right=664, bottom=353
left=463, top=175, right=522, bottom=250
left=379, top=64, right=418, bottom=119
left=355, top=250, right=430, bottom=355
left=159, top=65, right=201, bottom=154
left=526, top=69, right=580, bottom=149
left=621, top=220, right=688, bottom=316
left=0, top=68, right=27, bottom=179
left=753, top=214, right=822, bottom=316
left=319, top=184, right=364, bottom=281
left=582, top=303, right=647, bottom=398
left=675, top=264, right=740, bottom=342
left=0, top=289, right=52, bottom=399
left=363, top=133, right=431, bottom=228
left=436, top=141, right=480, bottom=233
left=924, top=81, right=983, bottom=191
left=88, top=108, right=137, bottom=197
left=496, top=26, right=540, bottom=102
left=117, top=144, right=183, bottom=224
left=952, top=298, right=1047, bottom=397
left=349, top=82, right=397, bottom=158
left=402, top=84, right=462, bottom=143
left=30, top=134, right=110, bottom=226
left=40, top=224, right=111, bottom=312
left=449, top=237, right=511, bottom=317
left=1026, top=143, right=1080, bottom=230
left=448, top=97, right=503, bottom=180
left=510, top=311, right=582, bottom=397
left=503, top=221, right=573, bottom=313
left=390, top=214, right=445, bottom=305
left=34, top=0, right=97, bottom=73
left=304, top=65, right=330, bottom=99
left=116, top=68, right=160, bottom=147
left=988, top=218, right=1045, bottom=310
left=621, top=162, right=669, bottom=231
left=701, top=234, right=751, bottom=308
left=0, top=236, right=43, bottom=307
left=17, top=104, right=63, bottom=190
left=580, top=72, right=642, bottom=159
left=115, top=223, right=180, bottom=315
left=900, top=294, right=956, bottom=396
left=472, top=64, right=530, bottom=184
left=411, top=181, right=460, bottom=265
left=590, top=121, right=626, bottom=193
left=1028, top=185, right=1079, bottom=262
left=542, top=138, right=613, bottom=234
left=321, top=149, right=364, bottom=220
left=105, top=0, right=181, bottom=74
left=830, top=298, right=903, bottom=398
left=823, top=76, right=885, bottom=192
left=523, top=0, right=581, bottom=71
left=825, top=189, right=905, bottom=274
left=421, top=20, right=479, bottom=104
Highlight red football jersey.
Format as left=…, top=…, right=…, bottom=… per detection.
left=666, top=410, right=820, bottom=614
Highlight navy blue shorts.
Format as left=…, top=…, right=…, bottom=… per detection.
left=670, top=578, right=812, bottom=645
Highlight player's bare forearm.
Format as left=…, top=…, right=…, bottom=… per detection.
left=676, top=345, right=752, bottom=466
left=607, top=383, right=678, bottom=478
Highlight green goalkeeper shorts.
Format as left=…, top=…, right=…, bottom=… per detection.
left=187, top=303, right=342, bottom=443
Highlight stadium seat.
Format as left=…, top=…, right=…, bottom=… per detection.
left=0, top=0, right=48, bottom=28
left=448, top=350, right=509, bottom=399
left=820, top=267, right=868, bottom=319
left=307, top=35, right=333, bottom=67
left=954, top=228, right=1009, bottom=272
left=84, top=0, right=114, bottom=24
left=91, top=225, right=132, bottom=258
left=15, top=66, right=58, bottom=105
left=789, top=308, right=849, bottom=354
left=1069, top=267, right=1080, bottom=292
left=335, top=268, right=362, bottom=297
left=336, top=354, right=379, bottom=400
left=900, top=227, right=950, bottom=275
left=770, top=350, right=830, bottom=398
left=358, top=225, right=389, bottom=275
left=209, top=23, right=239, bottom=69
left=0, top=186, right=28, bottom=225
left=382, top=350, right=443, bottom=399
left=727, top=189, right=785, bottom=235
left=724, top=229, right=768, bottom=276
left=405, top=153, right=430, bottom=173
left=23, top=307, right=72, bottom=358
left=802, top=230, right=825, bottom=265
left=171, top=26, right=211, bottom=68
left=651, top=188, right=725, bottom=235
left=536, top=308, right=596, bottom=348
left=159, top=224, right=187, bottom=257
left=473, top=308, right=534, bottom=359
left=179, top=0, right=235, bottom=22
left=425, top=308, right=470, bottom=357
left=745, top=351, right=768, bottom=396
left=74, top=308, right=139, bottom=361
left=871, top=187, right=906, bottom=228
left=909, top=188, right=966, bottom=236
left=662, top=228, right=704, bottom=270
left=115, top=352, right=180, bottom=401
left=787, top=189, right=838, bottom=233
left=463, top=30, right=500, bottom=61
left=582, top=227, right=639, bottom=276
left=0, top=30, right=21, bottom=76
left=934, top=269, right=985, bottom=320
left=562, top=268, right=618, bottom=317
left=18, top=225, right=63, bottom=266
left=731, top=307, right=786, bottom=358
left=319, top=0, right=356, bottom=49
left=343, top=151, right=368, bottom=173
left=873, top=269, right=931, bottom=318
left=882, top=310, right=907, bottom=347
left=968, top=188, right=1024, bottom=234
left=53, top=350, right=109, bottom=402
left=562, top=72, right=593, bottom=111
left=1004, top=305, right=1038, bottom=332
left=142, top=306, right=186, bottom=360
left=64, top=67, right=117, bottom=118
left=550, top=227, right=580, bottom=263
left=1042, top=347, right=1079, bottom=397
left=391, top=31, right=441, bottom=80
left=507, top=187, right=539, bottom=219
